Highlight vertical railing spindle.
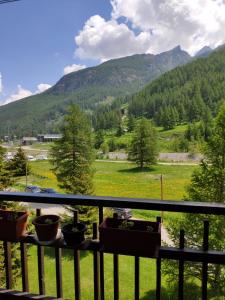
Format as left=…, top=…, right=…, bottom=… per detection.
left=134, top=256, right=140, bottom=300
left=36, top=209, right=45, bottom=295
left=20, top=242, right=29, bottom=292
left=93, top=222, right=100, bottom=300
left=55, top=247, right=63, bottom=298
left=202, top=220, right=209, bottom=300
left=73, top=210, right=81, bottom=300
left=178, top=230, right=185, bottom=300
left=99, top=206, right=105, bottom=300
left=4, top=241, right=12, bottom=289
left=156, top=216, right=162, bottom=300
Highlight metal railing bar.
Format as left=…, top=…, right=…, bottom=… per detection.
left=74, top=250, right=81, bottom=300
left=202, top=221, right=209, bottom=300
left=55, top=247, right=63, bottom=298
left=1, top=192, right=225, bottom=215
left=36, top=209, right=45, bottom=295
left=4, top=241, right=12, bottom=289
left=178, top=230, right=185, bottom=300
left=20, top=242, right=29, bottom=292
left=134, top=256, right=140, bottom=300
left=113, top=254, right=119, bottom=300
left=93, top=223, right=100, bottom=300
left=98, top=206, right=105, bottom=300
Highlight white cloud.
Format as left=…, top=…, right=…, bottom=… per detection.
left=36, top=83, right=52, bottom=93
left=63, top=64, right=86, bottom=75
left=1, top=82, right=52, bottom=106
left=0, top=73, right=3, bottom=94
left=75, top=15, right=152, bottom=61
left=110, top=0, right=225, bottom=55
left=3, top=85, right=33, bottom=105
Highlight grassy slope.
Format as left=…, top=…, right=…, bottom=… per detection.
left=103, top=124, right=188, bottom=153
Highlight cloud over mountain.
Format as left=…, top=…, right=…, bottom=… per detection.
left=75, top=15, right=152, bottom=62
left=74, top=0, right=225, bottom=61
left=63, top=64, right=86, bottom=75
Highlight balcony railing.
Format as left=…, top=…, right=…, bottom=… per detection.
left=0, top=191, right=225, bottom=300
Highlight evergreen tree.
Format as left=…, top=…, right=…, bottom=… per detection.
left=51, top=105, right=94, bottom=195
left=165, top=102, right=225, bottom=297
left=51, top=105, right=96, bottom=233
left=7, top=147, right=30, bottom=177
left=0, top=145, right=13, bottom=190
left=127, top=115, right=135, bottom=132
left=94, top=130, right=104, bottom=149
left=0, top=145, right=21, bottom=286
left=128, top=118, right=158, bottom=169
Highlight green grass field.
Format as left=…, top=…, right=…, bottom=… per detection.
left=13, top=160, right=197, bottom=299
left=22, top=160, right=196, bottom=200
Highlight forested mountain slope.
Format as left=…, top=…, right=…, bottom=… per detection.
left=0, top=46, right=190, bottom=137
left=128, top=46, right=225, bottom=127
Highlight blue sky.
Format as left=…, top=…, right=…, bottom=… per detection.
left=0, top=0, right=111, bottom=103
left=1, top=0, right=225, bottom=105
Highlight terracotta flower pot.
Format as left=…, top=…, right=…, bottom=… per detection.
left=0, top=209, right=28, bottom=242
left=99, top=218, right=161, bottom=257
left=62, top=222, right=86, bottom=246
left=33, top=215, right=60, bottom=242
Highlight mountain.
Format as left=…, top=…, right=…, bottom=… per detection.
left=0, top=46, right=191, bottom=137
left=195, top=46, right=213, bottom=58
left=128, top=46, right=225, bottom=126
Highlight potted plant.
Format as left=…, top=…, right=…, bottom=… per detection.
left=0, top=209, right=29, bottom=241
left=32, top=214, right=60, bottom=242
left=99, top=217, right=161, bottom=257
left=62, top=222, right=87, bottom=246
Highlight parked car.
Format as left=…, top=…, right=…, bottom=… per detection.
left=113, top=208, right=132, bottom=219
left=25, top=185, right=41, bottom=193
left=40, top=188, right=57, bottom=194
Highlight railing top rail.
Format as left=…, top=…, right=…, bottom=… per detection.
left=0, top=192, right=224, bottom=215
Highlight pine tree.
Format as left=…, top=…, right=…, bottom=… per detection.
left=165, top=102, right=225, bottom=297
left=0, top=145, right=13, bottom=190
left=51, top=105, right=94, bottom=195
left=128, top=118, right=158, bottom=169
left=51, top=105, right=96, bottom=232
left=7, top=147, right=30, bottom=177
left=94, top=130, right=104, bottom=149
left=0, top=145, right=21, bottom=286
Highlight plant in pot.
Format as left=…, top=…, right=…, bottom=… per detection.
left=0, top=209, right=29, bottom=241
left=99, top=215, right=161, bottom=257
left=32, top=214, right=60, bottom=242
left=62, top=220, right=87, bottom=246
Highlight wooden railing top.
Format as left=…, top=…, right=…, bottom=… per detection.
left=0, top=191, right=225, bottom=215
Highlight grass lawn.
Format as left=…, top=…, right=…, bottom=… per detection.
left=16, top=247, right=160, bottom=300
left=21, top=160, right=196, bottom=200
left=13, top=160, right=197, bottom=299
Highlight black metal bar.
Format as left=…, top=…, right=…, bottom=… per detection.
left=74, top=250, right=81, bottom=300
left=156, top=258, right=161, bottom=300
left=178, top=230, right=185, bottom=300
left=36, top=209, right=45, bottom=295
left=93, top=223, right=100, bottom=300
left=3, top=241, right=12, bottom=289
left=20, top=242, right=29, bottom=292
left=98, top=206, right=105, bottom=300
left=55, top=247, right=63, bottom=298
left=135, top=256, right=139, bottom=300
left=202, top=221, right=209, bottom=300
left=113, top=254, right=119, bottom=300
left=2, top=192, right=225, bottom=216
